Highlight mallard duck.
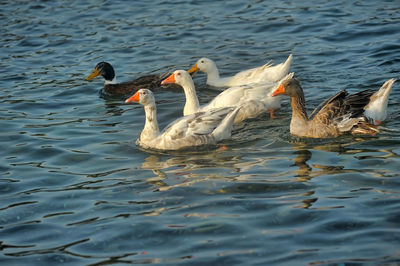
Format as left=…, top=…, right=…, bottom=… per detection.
left=124, top=89, right=240, bottom=151
left=271, top=78, right=396, bottom=138
left=187, top=54, right=293, bottom=87
left=161, top=69, right=294, bottom=123
left=85, top=62, right=181, bottom=95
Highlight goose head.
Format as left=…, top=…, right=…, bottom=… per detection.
left=187, top=58, right=216, bottom=75
left=125, top=89, right=155, bottom=106
left=161, top=70, right=193, bottom=87
left=272, top=78, right=303, bottom=97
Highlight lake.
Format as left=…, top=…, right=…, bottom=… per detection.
left=1, top=0, right=400, bottom=265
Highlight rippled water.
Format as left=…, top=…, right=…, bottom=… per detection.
left=1, top=0, right=400, bottom=265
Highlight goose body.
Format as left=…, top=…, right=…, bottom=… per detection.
left=125, top=89, right=240, bottom=151
left=271, top=78, right=396, bottom=138
left=86, top=62, right=180, bottom=95
left=187, top=54, right=293, bottom=87
left=161, top=70, right=294, bottom=123
left=364, top=78, right=396, bottom=125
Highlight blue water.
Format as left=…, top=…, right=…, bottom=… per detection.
left=1, top=0, right=400, bottom=265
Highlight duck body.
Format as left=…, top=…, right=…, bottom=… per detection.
left=188, top=54, right=293, bottom=87
left=86, top=62, right=181, bottom=96
left=162, top=70, right=294, bottom=123
left=271, top=78, right=396, bottom=138
left=125, top=89, right=239, bottom=151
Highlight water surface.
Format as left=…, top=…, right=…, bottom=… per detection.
left=1, top=0, right=400, bottom=265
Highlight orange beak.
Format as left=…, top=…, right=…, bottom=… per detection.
left=125, top=91, right=140, bottom=103
left=271, top=84, right=285, bottom=97
left=85, top=68, right=99, bottom=81
left=161, top=73, right=176, bottom=85
left=187, top=64, right=199, bottom=74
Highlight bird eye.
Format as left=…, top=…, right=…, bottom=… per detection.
left=201, top=60, right=204, bottom=63
left=177, top=72, right=181, bottom=76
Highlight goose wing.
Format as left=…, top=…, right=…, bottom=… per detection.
left=309, top=90, right=348, bottom=124
left=162, top=107, right=234, bottom=140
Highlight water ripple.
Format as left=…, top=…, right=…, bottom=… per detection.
left=0, top=0, right=399, bottom=265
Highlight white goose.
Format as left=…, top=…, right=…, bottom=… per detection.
left=125, top=89, right=240, bottom=151
left=161, top=70, right=294, bottom=123
left=187, top=54, right=293, bottom=87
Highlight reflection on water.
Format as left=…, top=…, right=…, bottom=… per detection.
left=141, top=149, right=243, bottom=191
left=140, top=137, right=400, bottom=195
left=291, top=138, right=399, bottom=181
left=292, top=147, right=313, bottom=181
left=137, top=137, right=400, bottom=217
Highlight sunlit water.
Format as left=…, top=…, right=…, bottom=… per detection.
left=1, top=0, right=400, bottom=265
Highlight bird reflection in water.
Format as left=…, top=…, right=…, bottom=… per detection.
left=140, top=148, right=240, bottom=191
left=291, top=139, right=368, bottom=182
left=291, top=148, right=313, bottom=182
left=290, top=138, right=398, bottom=208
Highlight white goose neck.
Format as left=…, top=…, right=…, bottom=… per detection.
left=205, top=62, right=221, bottom=85
left=140, top=103, right=160, bottom=142
left=181, top=77, right=200, bottom=116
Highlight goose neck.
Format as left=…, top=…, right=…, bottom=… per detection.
left=181, top=79, right=200, bottom=115
left=141, top=104, right=160, bottom=141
